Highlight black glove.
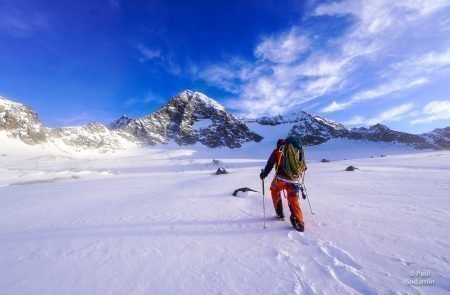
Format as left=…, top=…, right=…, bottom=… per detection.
left=260, top=171, right=268, bottom=180
left=299, top=186, right=306, bottom=199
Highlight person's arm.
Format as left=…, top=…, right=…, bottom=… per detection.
left=260, top=149, right=277, bottom=179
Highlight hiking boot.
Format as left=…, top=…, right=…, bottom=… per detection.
left=275, top=212, right=285, bottom=221
left=290, top=216, right=305, bottom=232
left=275, top=199, right=284, bottom=220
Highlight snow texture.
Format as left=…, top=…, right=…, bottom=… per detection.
left=0, top=137, right=449, bottom=294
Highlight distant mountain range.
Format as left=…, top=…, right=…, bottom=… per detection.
left=1, top=90, right=449, bottom=151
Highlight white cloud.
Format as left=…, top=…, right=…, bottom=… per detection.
left=322, top=101, right=348, bottom=113
left=254, top=28, right=310, bottom=64
left=322, top=78, right=428, bottom=113
left=345, top=103, right=415, bottom=126
left=367, top=103, right=415, bottom=125
left=137, top=44, right=161, bottom=62
left=411, top=100, right=450, bottom=124
left=344, top=115, right=365, bottom=125
left=191, top=0, right=450, bottom=118
left=393, top=48, right=450, bottom=75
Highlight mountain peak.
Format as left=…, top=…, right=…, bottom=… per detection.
left=116, top=91, right=261, bottom=148
left=0, top=96, right=26, bottom=110
left=171, top=90, right=226, bottom=112
left=0, top=96, right=47, bottom=144
left=108, top=115, right=133, bottom=130
left=370, top=123, right=389, bottom=130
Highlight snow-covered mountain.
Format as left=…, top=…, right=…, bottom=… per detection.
left=1, top=92, right=449, bottom=152
left=49, top=122, right=132, bottom=152
left=422, top=127, right=450, bottom=149
left=114, top=90, right=262, bottom=148
left=108, top=115, right=133, bottom=130
left=253, top=111, right=350, bottom=146
left=0, top=96, right=47, bottom=144
left=249, top=112, right=449, bottom=149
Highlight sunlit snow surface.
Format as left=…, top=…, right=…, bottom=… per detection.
left=0, top=134, right=449, bottom=294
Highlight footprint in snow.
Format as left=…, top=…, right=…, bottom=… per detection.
left=318, top=241, right=362, bottom=270
left=315, top=241, right=376, bottom=295
left=277, top=250, right=317, bottom=295
left=288, top=231, right=310, bottom=246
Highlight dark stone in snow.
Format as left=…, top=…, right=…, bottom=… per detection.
left=232, top=187, right=258, bottom=197
left=215, top=167, right=228, bottom=175
left=346, top=166, right=358, bottom=171
left=320, top=158, right=331, bottom=163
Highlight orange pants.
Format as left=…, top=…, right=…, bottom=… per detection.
left=270, top=177, right=304, bottom=223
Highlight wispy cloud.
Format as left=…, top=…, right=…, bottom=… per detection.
left=137, top=44, right=161, bottom=62
left=136, top=44, right=181, bottom=75
left=191, top=0, right=450, bottom=118
left=323, top=47, right=450, bottom=113
left=254, top=28, right=310, bottom=64
left=124, top=92, right=162, bottom=108
left=345, top=103, right=415, bottom=126
left=411, top=100, right=450, bottom=124
left=323, top=78, right=428, bottom=113
left=0, top=1, right=49, bottom=38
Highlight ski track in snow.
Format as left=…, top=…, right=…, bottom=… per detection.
left=0, top=146, right=449, bottom=295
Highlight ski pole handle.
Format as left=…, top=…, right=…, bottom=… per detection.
left=261, top=169, right=265, bottom=195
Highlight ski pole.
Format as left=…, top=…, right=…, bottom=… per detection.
left=301, top=172, right=314, bottom=215
left=261, top=169, right=266, bottom=229
left=302, top=182, right=314, bottom=215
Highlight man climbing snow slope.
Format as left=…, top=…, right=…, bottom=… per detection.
left=260, top=136, right=307, bottom=232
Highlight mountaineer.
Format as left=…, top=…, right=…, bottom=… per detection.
left=260, top=136, right=307, bottom=232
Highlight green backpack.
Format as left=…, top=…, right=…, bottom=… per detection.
left=276, top=136, right=307, bottom=180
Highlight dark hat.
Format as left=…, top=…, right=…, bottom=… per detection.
left=276, top=138, right=286, bottom=148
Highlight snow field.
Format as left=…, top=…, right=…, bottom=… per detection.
left=0, top=145, right=449, bottom=294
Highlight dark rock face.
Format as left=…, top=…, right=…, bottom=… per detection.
left=0, top=97, right=47, bottom=144
left=117, top=90, right=262, bottom=148
left=108, top=115, right=133, bottom=130
left=320, top=159, right=331, bottom=163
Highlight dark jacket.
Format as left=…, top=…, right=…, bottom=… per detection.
left=262, top=148, right=289, bottom=179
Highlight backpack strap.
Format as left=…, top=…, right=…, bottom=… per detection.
left=275, top=145, right=284, bottom=172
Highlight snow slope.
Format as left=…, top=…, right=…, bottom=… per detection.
left=0, top=143, right=449, bottom=294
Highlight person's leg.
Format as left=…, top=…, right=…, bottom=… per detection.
left=270, top=178, right=284, bottom=218
left=287, top=184, right=304, bottom=231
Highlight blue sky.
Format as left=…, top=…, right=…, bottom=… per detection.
left=0, top=0, right=450, bottom=133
